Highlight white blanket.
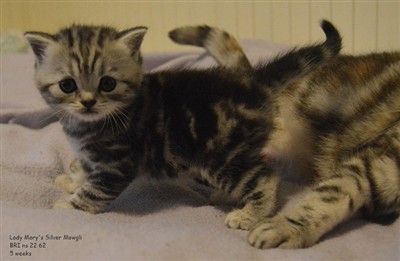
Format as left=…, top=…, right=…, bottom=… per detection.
left=1, top=41, right=399, bottom=260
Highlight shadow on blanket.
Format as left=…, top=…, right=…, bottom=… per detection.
left=107, top=179, right=211, bottom=215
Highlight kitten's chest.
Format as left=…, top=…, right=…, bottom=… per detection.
left=267, top=95, right=316, bottom=179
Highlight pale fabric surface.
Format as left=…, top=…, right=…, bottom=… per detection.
left=1, top=42, right=399, bottom=260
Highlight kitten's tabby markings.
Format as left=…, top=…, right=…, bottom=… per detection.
left=25, top=25, right=273, bottom=220
left=25, top=22, right=342, bottom=243
left=173, top=21, right=400, bottom=249
left=247, top=54, right=400, bottom=248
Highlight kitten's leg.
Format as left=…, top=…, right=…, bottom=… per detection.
left=53, top=160, right=134, bottom=213
left=248, top=146, right=400, bottom=249
left=54, top=159, right=86, bottom=193
left=224, top=165, right=280, bottom=231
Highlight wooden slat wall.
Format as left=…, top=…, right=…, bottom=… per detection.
left=2, top=0, right=399, bottom=54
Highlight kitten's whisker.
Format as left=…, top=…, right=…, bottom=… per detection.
left=114, top=107, right=131, bottom=138
left=37, top=109, right=63, bottom=125
left=59, top=111, right=73, bottom=126
left=58, top=111, right=68, bottom=123
left=99, top=114, right=107, bottom=136
left=109, top=112, right=117, bottom=136
left=114, top=107, right=130, bottom=132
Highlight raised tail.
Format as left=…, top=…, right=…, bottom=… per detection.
left=169, top=20, right=342, bottom=89
left=169, top=25, right=252, bottom=72
left=320, top=19, right=342, bottom=57
left=254, top=20, right=342, bottom=88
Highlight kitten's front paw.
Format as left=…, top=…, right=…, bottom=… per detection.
left=225, top=209, right=258, bottom=230
left=248, top=216, right=312, bottom=249
left=53, top=199, right=75, bottom=210
left=69, top=159, right=81, bottom=173
left=54, top=174, right=79, bottom=193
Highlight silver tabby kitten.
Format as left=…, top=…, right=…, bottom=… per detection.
left=25, top=22, right=341, bottom=247
left=173, top=22, right=400, bottom=248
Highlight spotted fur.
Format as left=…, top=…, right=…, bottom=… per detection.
left=25, top=23, right=341, bottom=235
left=171, top=21, right=400, bottom=249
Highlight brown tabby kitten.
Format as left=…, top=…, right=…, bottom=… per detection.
left=24, top=21, right=341, bottom=247
left=173, top=22, right=400, bottom=248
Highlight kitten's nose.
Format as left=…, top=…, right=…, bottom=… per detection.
left=81, top=99, right=97, bottom=109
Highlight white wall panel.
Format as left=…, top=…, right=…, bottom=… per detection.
left=254, top=2, right=273, bottom=40
left=189, top=2, right=216, bottom=25
left=237, top=1, right=254, bottom=39
left=215, top=1, right=237, bottom=35
left=310, top=1, right=331, bottom=43
left=2, top=0, right=399, bottom=54
left=377, top=1, right=399, bottom=51
left=332, top=1, right=354, bottom=53
left=271, top=1, right=291, bottom=44
left=354, top=1, right=378, bottom=53
left=291, top=1, right=311, bottom=44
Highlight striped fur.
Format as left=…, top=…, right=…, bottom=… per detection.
left=171, top=21, right=400, bottom=249
left=25, top=23, right=342, bottom=239
left=248, top=53, right=400, bottom=249
left=169, top=25, right=252, bottom=71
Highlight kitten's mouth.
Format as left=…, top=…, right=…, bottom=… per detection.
left=81, top=110, right=97, bottom=115
left=80, top=110, right=100, bottom=119
left=74, top=109, right=103, bottom=122
left=80, top=107, right=98, bottom=115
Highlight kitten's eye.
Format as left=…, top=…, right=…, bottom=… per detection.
left=99, top=76, right=116, bottom=92
left=59, top=78, right=77, bottom=93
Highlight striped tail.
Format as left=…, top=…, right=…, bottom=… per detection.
left=169, top=25, right=252, bottom=72
left=254, top=19, right=342, bottom=88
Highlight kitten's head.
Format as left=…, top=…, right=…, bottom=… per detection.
left=25, top=25, right=147, bottom=122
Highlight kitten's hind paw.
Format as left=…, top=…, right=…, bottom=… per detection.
left=225, top=209, right=258, bottom=230
left=53, top=199, right=75, bottom=210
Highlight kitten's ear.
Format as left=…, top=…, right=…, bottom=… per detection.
left=117, top=27, right=147, bottom=53
left=24, top=32, right=56, bottom=63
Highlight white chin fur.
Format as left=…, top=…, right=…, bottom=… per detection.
left=77, top=113, right=105, bottom=122
left=68, top=110, right=106, bottom=122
